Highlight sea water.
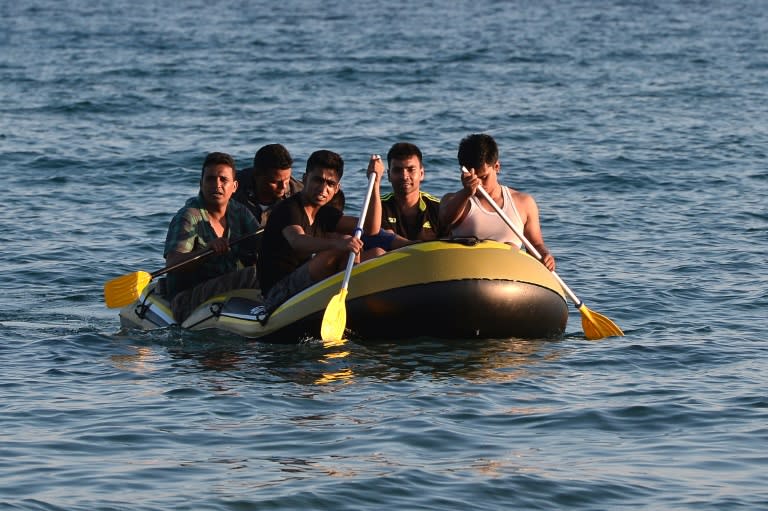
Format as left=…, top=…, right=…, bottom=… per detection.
left=1, top=0, right=767, bottom=509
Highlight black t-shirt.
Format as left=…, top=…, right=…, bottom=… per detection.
left=257, top=194, right=343, bottom=294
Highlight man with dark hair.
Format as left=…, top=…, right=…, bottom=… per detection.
left=363, top=142, right=443, bottom=251
left=164, top=152, right=261, bottom=322
left=233, top=143, right=302, bottom=226
left=439, top=133, right=555, bottom=270
left=257, top=150, right=385, bottom=315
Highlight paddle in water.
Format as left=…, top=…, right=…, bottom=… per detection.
left=103, top=229, right=263, bottom=308
left=463, top=167, right=624, bottom=340
left=320, top=164, right=380, bottom=343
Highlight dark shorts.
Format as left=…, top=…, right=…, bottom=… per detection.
left=263, top=262, right=313, bottom=314
left=171, top=266, right=260, bottom=323
left=362, top=230, right=395, bottom=251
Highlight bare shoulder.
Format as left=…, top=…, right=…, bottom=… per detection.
left=440, top=191, right=460, bottom=203
left=507, top=187, right=539, bottom=215
left=507, top=186, right=532, bottom=201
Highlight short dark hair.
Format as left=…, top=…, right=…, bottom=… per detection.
left=201, top=152, right=236, bottom=179
left=387, top=142, right=423, bottom=167
left=253, top=144, right=293, bottom=176
left=306, top=149, right=344, bottom=179
left=457, top=134, right=499, bottom=171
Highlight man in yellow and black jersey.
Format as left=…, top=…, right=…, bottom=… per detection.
left=364, top=142, right=445, bottom=251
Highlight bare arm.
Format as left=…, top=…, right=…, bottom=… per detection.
left=439, top=168, right=480, bottom=229
left=165, top=237, right=231, bottom=271
left=390, top=229, right=418, bottom=249
left=363, top=154, right=384, bottom=236
left=282, top=224, right=362, bottom=258
left=516, top=192, right=555, bottom=271
left=332, top=154, right=385, bottom=238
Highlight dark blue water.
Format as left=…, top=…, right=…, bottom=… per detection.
left=2, top=1, right=767, bottom=509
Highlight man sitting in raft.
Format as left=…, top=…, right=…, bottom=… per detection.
left=364, top=141, right=445, bottom=251
left=233, top=143, right=303, bottom=226
left=164, top=151, right=261, bottom=323
left=257, top=150, right=385, bottom=318
left=439, top=133, right=556, bottom=271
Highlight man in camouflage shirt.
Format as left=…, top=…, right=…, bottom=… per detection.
left=164, top=152, right=261, bottom=322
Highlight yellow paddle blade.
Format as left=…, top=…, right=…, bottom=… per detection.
left=578, top=304, right=624, bottom=340
left=104, top=271, right=153, bottom=308
left=320, top=288, right=348, bottom=343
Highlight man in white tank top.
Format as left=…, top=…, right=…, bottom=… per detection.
left=439, top=133, right=556, bottom=271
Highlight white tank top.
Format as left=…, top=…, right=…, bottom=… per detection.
left=450, top=186, right=524, bottom=247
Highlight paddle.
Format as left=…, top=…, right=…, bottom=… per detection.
left=463, top=167, right=624, bottom=340
left=103, top=228, right=263, bottom=309
left=320, top=171, right=379, bottom=342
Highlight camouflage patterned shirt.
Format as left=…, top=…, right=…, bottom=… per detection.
left=164, top=194, right=261, bottom=298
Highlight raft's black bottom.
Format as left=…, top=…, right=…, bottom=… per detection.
left=256, top=279, right=568, bottom=342
left=343, top=280, right=568, bottom=340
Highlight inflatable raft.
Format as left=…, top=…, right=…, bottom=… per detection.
left=118, top=239, right=569, bottom=342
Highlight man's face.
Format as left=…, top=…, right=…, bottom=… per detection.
left=388, top=155, right=423, bottom=196
left=201, top=163, right=238, bottom=208
left=302, top=167, right=340, bottom=207
left=471, top=161, right=500, bottom=187
left=255, top=167, right=292, bottom=204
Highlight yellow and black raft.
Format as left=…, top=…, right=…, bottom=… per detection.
left=118, top=239, right=569, bottom=342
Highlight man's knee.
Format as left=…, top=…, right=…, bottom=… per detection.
left=363, top=247, right=386, bottom=260
left=308, top=251, right=344, bottom=281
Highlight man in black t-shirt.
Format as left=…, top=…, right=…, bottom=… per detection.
left=258, top=150, right=385, bottom=314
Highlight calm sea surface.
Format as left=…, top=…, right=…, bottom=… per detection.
left=2, top=0, right=767, bottom=509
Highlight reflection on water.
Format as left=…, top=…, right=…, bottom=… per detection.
left=314, top=368, right=354, bottom=385
left=130, top=328, right=566, bottom=387
left=349, top=336, right=566, bottom=384
left=315, top=342, right=354, bottom=385
left=109, top=346, right=156, bottom=374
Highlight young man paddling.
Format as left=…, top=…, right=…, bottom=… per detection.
left=439, top=133, right=556, bottom=270
left=164, top=152, right=261, bottom=322
left=258, top=150, right=385, bottom=316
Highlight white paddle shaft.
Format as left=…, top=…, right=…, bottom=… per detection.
left=339, top=171, right=377, bottom=291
